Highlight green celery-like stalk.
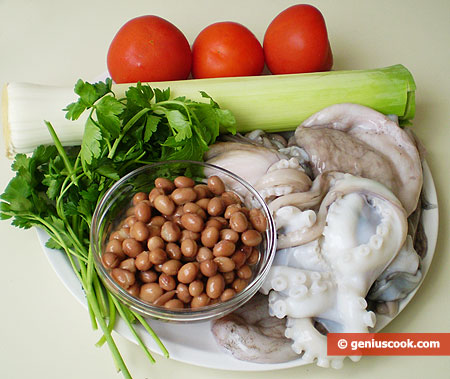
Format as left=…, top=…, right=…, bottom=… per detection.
left=3, top=65, right=415, bottom=156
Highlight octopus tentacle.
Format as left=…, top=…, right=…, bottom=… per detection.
left=284, top=317, right=346, bottom=369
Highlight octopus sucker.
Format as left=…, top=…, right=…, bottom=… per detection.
left=208, top=103, right=426, bottom=368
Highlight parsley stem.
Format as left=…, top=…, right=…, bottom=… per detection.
left=110, top=296, right=156, bottom=364
left=133, top=312, right=169, bottom=358
left=95, top=292, right=117, bottom=348
left=93, top=267, right=108, bottom=318
left=45, top=121, right=77, bottom=185
left=157, top=100, right=193, bottom=124
left=108, top=108, right=151, bottom=159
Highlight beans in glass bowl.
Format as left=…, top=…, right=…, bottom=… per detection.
left=101, top=174, right=267, bottom=310
left=91, top=161, right=276, bottom=322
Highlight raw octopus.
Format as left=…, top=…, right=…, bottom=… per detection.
left=207, top=103, right=426, bottom=368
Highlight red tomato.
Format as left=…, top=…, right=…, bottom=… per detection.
left=107, top=15, right=192, bottom=83
left=263, top=4, right=333, bottom=74
left=192, top=22, right=264, bottom=79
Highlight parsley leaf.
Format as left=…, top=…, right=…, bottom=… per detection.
left=80, top=118, right=102, bottom=166
left=166, top=109, right=192, bottom=142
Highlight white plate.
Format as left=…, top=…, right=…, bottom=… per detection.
left=37, top=161, right=438, bottom=371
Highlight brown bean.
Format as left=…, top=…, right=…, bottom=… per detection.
left=125, top=206, right=135, bottom=217
left=199, top=259, right=218, bottom=277
left=132, top=192, right=148, bottom=205
left=224, top=204, right=242, bottom=219
left=160, top=221, right=181, bottom=242
left=180, top=239, right=198, bottom=258
left=204, top=219, right=222, bottom=231
left=109, top=229, right=129, bottom=241
left=249, top=208, right=267, bottom=232
left=221, top=191, right=241, bottom=207
left=207, top=175, right=225, bottom=195
left=153, top=263, right=164, bottom=273
left=166, top=242, right=182, bottom=260
left=134, top=201, right=152, bottom=223
left=154, top=195, right=176, bottom=216
left=155, top=177, right=175, bottom=193
left=139, top=270, right=158, bottom=283
left=241, top=229, right=262, bottom=247
left=140, top=283, right=164, bottom=303
left=177, top=262, right=199, bottom=284
left=223, top=271, right=235, bottom=284
left=180, top=213, right=204, bottom=232
left=240, top=207, right=251, bottom=218
left=149, top=215, right=166, bottom=227
left=193, top=261, right=202, bottom=278
left=101, top=252, right=120, bottom=269
left=196, top=198, right=210, bottom=211
left=229, top=212, right=248, bottom=233
left=122, top=238, right=143, bottom=258
left=172, top=216, right=182, bottom=227
left=159, top=273, right=176, bottom=291
left=176, top=283, right=192, bottom=304
left=183, top=202, right=207, bottom=219
left=201, top=226, right=220, bottom=248
left=213, top=257, right=236, bottom=273
left=111, top=268, right=135, bottom=289
left=237, top=264, right=253, bottom=280
left=126, top=282, right=140, bottom=297
left=180, top=230, right=200, bottom=242
left=220, top=288, right=236, bottom=302
left=147, top=236, right=165, bottom=251
left=174, top=176, right=195, bottom=188
left=161, top=259, right=182, bottom=276
left=213, top=240, right=236, bottom=257
left=119, top=258, right=136, bottom=273
left=207, top=197, right=225, bottom=217
left=231, top=250, right=247, bottom=269
left=149, top=248, right=167, bottom=265
left=190, top=293, right=210, bottom=308
left=106, top=238, right=126, bottom=260
left=147, top=225, right=161, bottom=238
left=209, top=298, right=220, bottom=305
left=247, top=248, right=260, bottom=265
left=239, top=245, right=253, bottom=258
left=153, top=290, right=176, bottom=306
left=135, top=251, right=152, bottom=271
left=172, top=205, right=185, bottom=218
left=123, top=215, right=137, bottom=228
left=188, top=280, right=204, bottom=297
left=171, top=188, right=197, bottom=205
left=106, top=238, right=124, bottom=255
left=206, top=274, right=225, bottom=299
left=148, top=187, right=164, bottom=205
left=232, top=278, right=248, bottom=293
left=130, top=221, right=149, bottom=241
left=194, top=184, right=212, bottom=199
left=196, top=247, right=214, bottom=262
left=220, top=229, right=239, bottom=243
left=164, top=299, right=184, bottom=309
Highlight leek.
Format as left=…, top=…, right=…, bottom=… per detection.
left=2, top=64, right=415, bottom=157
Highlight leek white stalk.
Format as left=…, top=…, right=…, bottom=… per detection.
left=2, top=65, right=415, bottom=157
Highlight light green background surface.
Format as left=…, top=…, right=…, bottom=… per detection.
left=0, top=0, right=449, bottom=378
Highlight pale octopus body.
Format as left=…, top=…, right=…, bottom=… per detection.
left=208, top=104, right=424, bottom=368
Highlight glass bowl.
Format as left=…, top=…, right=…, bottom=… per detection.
left=91, top=160, right=277, bottom=322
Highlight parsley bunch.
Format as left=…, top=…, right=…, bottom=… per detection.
left=0, top=79, right=236, bottom=378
